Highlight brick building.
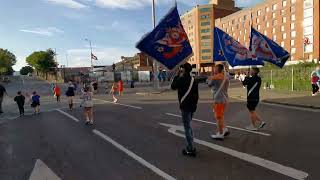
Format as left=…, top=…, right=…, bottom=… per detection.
left=215, top=0, right=320, bottom=64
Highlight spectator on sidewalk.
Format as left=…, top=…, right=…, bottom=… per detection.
left=14, top=91, right=25, bottom=116
left=0, top=84, right=7, bottom=114
left=118, top=80, right=124, bottom=96
left=171, top=63, right=199, bottom=157
left=54, top=85, right=61, bottom=102
left=311, top=71, right=319, bottom=96
left=242, top=68, right=266, bottom=131
left=209, top=64, right=230, bottom=140
left=316, top=66, right=320, bottom=88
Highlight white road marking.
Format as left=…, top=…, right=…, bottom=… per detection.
left=160, top=123, right=308, bottom=180
left=93, top=129, right=176, bottom=180
left=29, top=159, right=61, bottom=180
left=93, top=99, right=143, bottom=110
left=165, top=113, right=271, bottom=137
left=56, top=109, right=79, bottom=122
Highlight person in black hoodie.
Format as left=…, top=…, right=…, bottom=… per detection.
left=14, top=91, right=25, bottom=116
left=171, top=63, right=199, bottom=157
left=242, top=67, right=266, bottom=131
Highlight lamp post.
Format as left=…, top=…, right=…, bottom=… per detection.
left=84, top=38, right=93, bottom=71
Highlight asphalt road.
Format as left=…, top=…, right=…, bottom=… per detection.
left=0, top=76, right=319, bottom=180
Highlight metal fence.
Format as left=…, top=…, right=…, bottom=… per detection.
left=260, top=66, right=315, bottom=91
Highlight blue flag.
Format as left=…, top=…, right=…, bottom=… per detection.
left=214, top=27, right=264, bottom=67
left=136, top=6, right=192, bottom=70
left=250, top=27, right=290, bottom=68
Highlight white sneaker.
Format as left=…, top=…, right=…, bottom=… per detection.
left=312, top=94, right=316, bottom=96
left=258, top=121, right=266, bottom=129
left=113, top=99, right=118, bottom=103
left=223, top=128, right=230, bottom=137
left=245, top=125, right=258, bottom=131
left=211, top=133, right=224, bottom=140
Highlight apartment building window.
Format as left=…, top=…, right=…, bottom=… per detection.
left=281, top=9, right=286, bottom=15
left=291, top=31, right=296, bottom=38
left=283, top=0, right=287, bottom=7
left=244, top=15, right=247, bottom=20
left=304, top=17, right=313, bottom=26
left=291, top=48, right=296, bottom=54
left=272, top=13, right=276, bottom=18
left=239, top=31, right=242, bottom=35
left=291, top=23, right=295, bottom=30
left=304, top=0, right=313, bottom=8
left=202, top=42, right=210, bottom=46
left=273, top=20, right=278, bottom=26
left=201, top=29, right=210, bottom=33
left=256, top=18, right=260, bottom=23
left=291, top=14, right=296, bottom=21
left=304, top=8, right=313, bottom=18
left=200, top=15, right=210, bottom=19
left=202, top=56, right=211, bottom=60
left=273, top=28, right=276, bottom=34
left=232, top=19, right=235, bottom=24
left=266, top=7, right=270, bottom=12
left=233, top=33, right=236, bottom=37
left=283, top=33, right=287, bottom=39
left=304, top=26, right=313, bottom=35
left=291, top=39, right=295, bottom=46
left=257, top=10, right=262, bottom=16
left=239, top=17, right=242, bottom=22
left=291, top=0, right=296, bottom=4
left=281, top=25, right=285, bottom=31
left=281, top=41, right=285, bottom=47
left=266, top=22, right=270, bottom=27
left=272, top=4, right=277, bottom=11
left=273, top=35, right=277, bottom=41
left=283, top=17, right=286, bottom=23
left=201, top=35, right=211, bottom=39
left=201, top=22, right=210, bottom=26
left=257, top=25, right=261, bottom=30
left=200, top=8, right=211, bottom=12
left=291, top=6, right=296, bottom=13
left=244, top=29, right=247, bottom=34
left=263, top=15, right=267, bottom=21
left=236, top=24, right=239, bottom=29
left=202, top=49, right=211, bottom=53
left=232, top=27, right=234, bottom=31
left=237, top=37, right=240, bottom=41
left=226, top=29, right=229, bottom=33
left=228, top=21, right=231, bottom=26
left=264, top=30, right=268, bottom=36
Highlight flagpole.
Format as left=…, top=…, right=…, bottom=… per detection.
left=85, top=38, right=94, bottom=72
left=152, top=0, right=160, bottom=89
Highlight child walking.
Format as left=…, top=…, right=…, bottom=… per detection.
left=209, top=64, right=230, bottom=140
left=14, top=91, right=25, bottom=116
left=31, top=91, right=40, bottom=114
left=110, top=82, right=118, bottom=103
left=81, top=86, right=94, bottom=125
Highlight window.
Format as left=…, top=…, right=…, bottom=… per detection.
left=201, top=22, right=210, bottom=26
left=236, top=24, right=239, bottom=29
left=304, top=8, right=313, bottom=18
left=283, top=0, right=287, bottom=7
left=305, top=44, right=313, bottom=53
left=201, top=15, right=210, bottom=19
left=201, top=35, right=211, bottom=39
left=273, top=20, right=278, bottom=26
left=232, top=19, right=235, bottom=24
left=273, top=28, right=276, bottom=34
left=239, top=17, right=242, bottom=22
left=283, top=17, right=287, bottom=23
left=222, top=24, right=225, bottom=28
left=281, top=25, right=285, bottom=31
left=291, top=23, right=295, bottom=30
left=239, top=31, right=242, bottom=35
left=244, top=29, right=247, bottom=34
left=202, top=49, right=211, bottom=53
left=291, top=31, right=296, bottom=38
left=202, top=56, right=211, bottom=60
left=291, top=48, right=296, bottom=54
left=266, top=7, right=270, bottom=12
left=226, top=29, right=229, bottom=33
left=281, top=9, right=286, bottom=15
left=257, top=25, right=261, bottom=30
left=273, top=35, right=277, bottom=41
left=291, top=6, right=296, bottom=13
left=202, top=42, right=210, bottom=46
left=303, top=17, right=313, bottom=26
left=304, top=26, right=313, bottom=35
left=281, top=41, right=285, bottom=47
left=257, top=10, right=262, bottom=15
left=237, top=37, right=240, bottom=41
left=272, top=13, right=276, bottom=18
left=291, top=14, right=296, bottom=21
left=201, top=29, right=210, bottom=33
left=200, top=8, right=211, bottom=12
left=264, top=30, right=268, bottom=36
left=244, top=15, right=247, bottom=20
left=263, top=15, right=267, bottom=21
left=304, top=0, right=313, bottom=8
left=291, top=0, right=296, bottom=4
left=228, top=21, right=231, bottom=25
left=291, top=39, right=295, bottom=46
left=273, top=4, right=277, bottom=11
left=283, top=33, right=287, bottom=39
left=256, top=18, right=260, bottom=23
left=232, top=27, right=234, bottom=31
left=304, top=35, right=314, bottom=43
left=266, top=22, right=270, bottom=27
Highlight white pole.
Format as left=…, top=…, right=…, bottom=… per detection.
left=152, top=0, right=160, bottom=89
left=270, top=70, right=273, bottom=88
left=291, top=67, right=294, bottom=91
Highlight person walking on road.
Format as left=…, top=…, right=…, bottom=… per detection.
left=0, top=84, right=7, bottom=114
left=242, top=67, right=266, bottom=131
left=118, top=80, right=124, bottom=96
left=171, top=63, right=199, bottom=157
left=80, top=86, right=94, bottom=125
left=110, top=82, right=118, bottom=103
left=311, top=71, right=319, bottom=96
left=31, top=91, right=40, bottom=114
left=66, top=82, right=75, bottom=111
left=54, top=85, right=61, bottom=102
left=14, top=91, right=25, bottom=116
left=209, top=64, right=230, bottom=140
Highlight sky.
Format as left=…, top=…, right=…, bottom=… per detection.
left=0, top=0, right=263, bottom=71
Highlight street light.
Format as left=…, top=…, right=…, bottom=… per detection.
left=84, top=38, right=93, bottom=70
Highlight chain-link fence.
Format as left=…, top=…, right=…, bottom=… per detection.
left=260, top=66, right=315, bottom=91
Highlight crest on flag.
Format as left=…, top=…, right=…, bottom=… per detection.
left=214, top=27, right=264, bottom=67
left=91, top=53, right=98, bottom=60
left=136, top=5, right=192, bottom=70
left=250, top=27, right=290, bottom=68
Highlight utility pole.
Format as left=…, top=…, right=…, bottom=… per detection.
left=152, top=0, right=160, bottom=89
left=85, top=38, right=93, bottom=72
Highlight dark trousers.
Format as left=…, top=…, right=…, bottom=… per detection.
left=18, top=104, right=24, bottom=115
left=181, top=111, right=194, bottom=151
left=312, top=84, right=319, bottom=94
left=56, top=95, right=60, bottom=102
left=0, top=96, right=3, bottom=112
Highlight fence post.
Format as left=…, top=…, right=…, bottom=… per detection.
left=291, top=67, right=294, bottom=91
left=270, top=70, right=273, bottom=87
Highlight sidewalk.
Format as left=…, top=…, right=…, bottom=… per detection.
left=229, top=87, right=320, bottom=109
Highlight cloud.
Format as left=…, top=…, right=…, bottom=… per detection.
left=66, top=47, right=137, bottom=67
left=19, top=27, right=64, bottom=37
left=45, top=0, right=87, bottom=9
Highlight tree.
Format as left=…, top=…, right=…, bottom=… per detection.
left=20, top=66, right=34, bottom=75
left=26, top=49, right=57, bottom=79
left=0, top=48, right=16, bottom=75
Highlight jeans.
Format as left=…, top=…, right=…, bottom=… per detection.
left=312, top=84, right=319, bottom=94
left=181, top=111, right=194, bottom=151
